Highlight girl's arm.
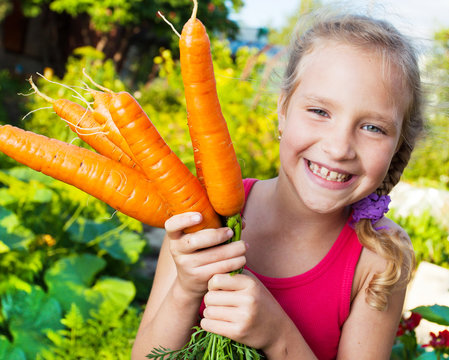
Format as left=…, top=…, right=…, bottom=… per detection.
left=131, top=212, right=247, bottom=360
left=337, top=220, right=412, bottom=359
left=337, top=244, right=407, bottom=359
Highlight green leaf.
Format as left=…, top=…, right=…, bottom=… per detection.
left=1, top=286, right=62, bottom=359
left=390, top=343, right=405, bottom=360
left=6, top=167, right=55, bottom=186
left=66, top=217, right=116, bottom=244
left=66, top=217, right=146, bottom=263
left=0, top=240, right=9, bottom=253
left=99, top=231, right=146, bottom=264
left=92, top=277, right=135, bottom=315
left=413, top=305, right=449, bottom=326
left=0, top=207, right=35, bottom=250
left=44, top=254, right=106, bottom=318
left=60, top=303, right=85, bottom=329
left=45, top=253, right=106, bottom=287
left=416, top=352, right=439, bottom=360
left=0, top=189, right=16, bottom=206
left=0, top=275, right=33, bottom=295
left=0, top=336, right=26, bottom=360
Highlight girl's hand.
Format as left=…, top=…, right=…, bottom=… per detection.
left=201, top=271, right=290, bottom=351
left=165, top=212, right=247, bottom=300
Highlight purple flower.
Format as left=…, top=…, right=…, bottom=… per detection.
left=350, top=193, right=391, bottom=226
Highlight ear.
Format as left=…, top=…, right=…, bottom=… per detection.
left=277, top=93, right=286, bottom=135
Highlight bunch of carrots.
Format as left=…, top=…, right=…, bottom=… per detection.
left=0, top=0, right=261, bottom=358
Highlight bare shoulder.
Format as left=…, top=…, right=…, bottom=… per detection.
left=352, top=216, right=413, bottom=299
left=379, top=216, right=411, bottom=244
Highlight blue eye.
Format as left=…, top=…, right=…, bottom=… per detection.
left=362, top=124, right=384, bottom=134
left=309, top=108, right=328, bottom=117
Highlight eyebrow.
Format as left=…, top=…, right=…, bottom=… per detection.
left=303, top=95, right=334, bottom=108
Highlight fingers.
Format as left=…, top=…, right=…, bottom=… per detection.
left=164, top=212, right=203, bottom=239
left=166, top=212, right=234, bottom=251
left=180, top=227, right=234, bottom=253
left=207, top=273, right=252, bottom=291
left=203, top=305, right=244, bottom=323
left=198, top=254, right=247, bottom=276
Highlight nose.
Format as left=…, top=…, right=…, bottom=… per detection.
left=320, top=124, right=357, bottom=161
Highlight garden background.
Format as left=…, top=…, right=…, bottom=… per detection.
left=0, top=0, right=448, bottom=359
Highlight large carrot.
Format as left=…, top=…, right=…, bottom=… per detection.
left=0, top=124, right=170, bottom=228
left=179, top=0, right=245, bottom=217
left=108, top=91, right=221, bottom=231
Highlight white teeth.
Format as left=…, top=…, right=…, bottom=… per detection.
left=329, top=171, right=338, bottom=181
left=308, top=162, right=350, bottom=182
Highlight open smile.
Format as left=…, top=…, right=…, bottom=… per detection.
left=307, top=160, right=352, bottom=183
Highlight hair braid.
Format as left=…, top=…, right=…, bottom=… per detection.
left=376, top=142, right=413, bottom=196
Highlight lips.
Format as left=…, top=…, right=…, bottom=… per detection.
left=307, top=160, right=352, bottom=183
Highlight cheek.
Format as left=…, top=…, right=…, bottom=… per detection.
left=279, top=131, right=306, bottom=163
left=364, top=143, right=397, bottom=180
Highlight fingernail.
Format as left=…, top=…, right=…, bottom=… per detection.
left=191, top=214, right=202, bottom=223
left=226, top=229, right=234, bottom=238
left=244, top=241, right=250, bottom=249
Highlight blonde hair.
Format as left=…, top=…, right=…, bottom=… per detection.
left=280, top=12, right=424, bottom=310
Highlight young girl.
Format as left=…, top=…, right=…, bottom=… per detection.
left=132, top=11, right=424, bottom=360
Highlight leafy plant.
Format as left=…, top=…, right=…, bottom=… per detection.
left=0, top=165, right=149, bottom=358
left=392, top=305, right=449, bottom=359
left=1, top=286, right=63, bottom=359
left=39, top=304, right=141, bottom=360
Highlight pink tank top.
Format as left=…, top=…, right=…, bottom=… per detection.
left=202, top=178, right=363, bottom=360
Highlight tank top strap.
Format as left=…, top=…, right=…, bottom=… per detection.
left=242, top=178, right=258, bottom=214
left=243, top=178, right=258, bottom=201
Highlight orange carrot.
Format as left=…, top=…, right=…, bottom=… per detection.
left=90, top=90, right=139, bottom=164
left=28, top=78, right=142, bottom=172
left=55, top=99, right=142, bottom=171
left=179, top=0, right=245, bottom=217
left=0, top=124, right=170, bottom=227
left=108, top=91, right=222, bottom=231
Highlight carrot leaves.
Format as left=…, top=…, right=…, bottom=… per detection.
left=147, top=327, right=264, bottom=360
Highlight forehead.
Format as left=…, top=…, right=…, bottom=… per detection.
left=295, top=40, right=408, bottom=114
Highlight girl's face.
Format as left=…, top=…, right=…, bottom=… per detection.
left=278, top=41, right=405, bottom=214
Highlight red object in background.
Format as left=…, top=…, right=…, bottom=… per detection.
left=396, top=312, right=423, bottom=336
left=424, top=330, right=449, bottom=350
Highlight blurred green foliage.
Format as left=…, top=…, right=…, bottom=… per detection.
left=10, top=0, right=242, bottom=33
left=403, top=27, right=449, bottom=190
left=0, top=70, right=27, bottom=128
left=390, top=210, right=449, bottom=269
